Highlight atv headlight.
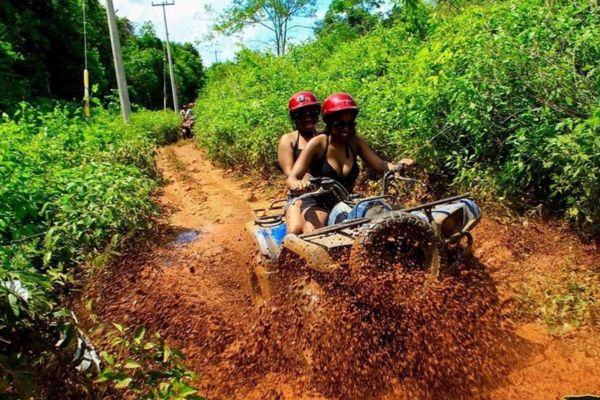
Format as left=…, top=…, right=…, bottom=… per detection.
left=440, top=207, right=464, bottom=238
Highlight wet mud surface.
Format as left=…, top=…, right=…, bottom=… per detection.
left=88, top=141, right=600, bottom=399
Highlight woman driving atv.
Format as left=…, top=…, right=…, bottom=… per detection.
left=286, top=92, right=413, bottom=233
left=278, top=91, right=321, bottom=234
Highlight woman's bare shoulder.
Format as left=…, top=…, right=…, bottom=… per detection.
left=311, top=133, right=328, bottom=144
left=352, top=135, right=370, bottom=151
left=278, top=131, right=297, bottom=146
left=353, top=134, right=366, bottom=145
left=303, top=133, right=325, bottom=150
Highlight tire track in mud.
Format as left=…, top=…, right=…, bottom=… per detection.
left=92, top=142, right=322, bottom=399
left=89, top=141, right=600, bottom=400
left=91, top=141, right=267, bottom=398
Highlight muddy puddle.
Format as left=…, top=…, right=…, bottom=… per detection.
left=171, top=229, right=201, bottom=245
left=169, top=225, right=217, bottom=247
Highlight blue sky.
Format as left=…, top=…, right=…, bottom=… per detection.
left=105, top=0, right=332, bottom=65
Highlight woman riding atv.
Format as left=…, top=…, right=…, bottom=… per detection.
left=286, top=92, right=413, bottom=233
left=181, top=102, right=195, bottom=139
left=278, top=91, right=321, bottom=234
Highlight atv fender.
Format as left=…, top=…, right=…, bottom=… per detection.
left=281, top=234, right=339, bottom=273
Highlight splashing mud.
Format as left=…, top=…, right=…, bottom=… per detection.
left=210, top=250, right=512, bottom=399
left=89, top=143, right=600, bottom=400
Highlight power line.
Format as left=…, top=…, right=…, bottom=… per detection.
left=152, top=0, right=179, bottom=113
left=212, top=49, right=221, bottom=63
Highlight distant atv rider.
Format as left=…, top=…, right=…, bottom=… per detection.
left=278, top=91, right=321, bottom=234
left=286, top=93, right=414, bottom=233
left=181, top=102, right=195, bottom=139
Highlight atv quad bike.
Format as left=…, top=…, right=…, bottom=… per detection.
left=245, top=169, right=481, bottom=306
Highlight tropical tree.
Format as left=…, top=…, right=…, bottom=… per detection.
left=123, top=22, right=166, bottom=109
left=123, top=22, right=206, bottom=109
left=173, top=43, right=206, bottom=105
left=0, top=2, right=205, bottom=112
left=316, top=0, right=383, bottom=37
left=0, top=0, right=114, bottom=112
left=214, top=0, right=317, bottom=55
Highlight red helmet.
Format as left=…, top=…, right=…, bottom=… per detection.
left=321, top=93, right=359, bottom=120
left=288, top=91, right=320, bottom=114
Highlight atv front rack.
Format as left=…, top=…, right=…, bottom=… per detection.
left=299, top=194, right=472, bottom=239
left=252, top=199, right=287, bottom=227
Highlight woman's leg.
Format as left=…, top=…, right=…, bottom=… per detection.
left=285, top=200, right=304, bottom=235
left=302, top=206, right=329, bottom=233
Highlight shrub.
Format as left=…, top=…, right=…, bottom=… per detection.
left=95, top=325, right=204, bottom=400
left=128, top=110, right=182, bottom=145
left=0, top=103, right=181, bottom=397
left=195, top=0, right=600, bottom=229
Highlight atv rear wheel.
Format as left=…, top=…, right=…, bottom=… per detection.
left=350, top=211, right=445, bottom=278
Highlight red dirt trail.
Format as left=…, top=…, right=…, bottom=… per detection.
left=88, top=141, right=600, bottom=399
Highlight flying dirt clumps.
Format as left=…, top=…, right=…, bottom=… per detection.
left=220, top=253, right=512, bottom=399
left=309, top=260, right=510, bottom=399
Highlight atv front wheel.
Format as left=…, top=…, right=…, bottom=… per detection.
left=350, top=211, right=445, bottom=278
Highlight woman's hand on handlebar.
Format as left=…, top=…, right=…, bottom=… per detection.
left=387, top=158, right=414, bottom=174
left=288, top=178, right=312, bottom=193
left=398, top=158, right=414, bottom=168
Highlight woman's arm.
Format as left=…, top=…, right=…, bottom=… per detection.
left=277, top=133, right=295, bottom=177
left=355, top=136, right=413, bottom=174
left=286, top=135, right=326, bottom=191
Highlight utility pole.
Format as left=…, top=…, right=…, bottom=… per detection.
left=105, top=0, right=131, bottom=121
left=163, top=43, right=167, bottom=110
left=153, top=0, right=179, bottom=113
left=213, top=50, right=221, bottom=64
left=82, top=0, right=90, bottom=119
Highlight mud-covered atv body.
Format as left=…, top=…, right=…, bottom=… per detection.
left=245, top=172, right=481, bottom=305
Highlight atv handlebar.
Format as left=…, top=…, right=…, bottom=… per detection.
left=291, top=168, right=421, bottom=202
left=289, top=177, right=351, bottom=204
left=382, top=166, right=423, bottom=196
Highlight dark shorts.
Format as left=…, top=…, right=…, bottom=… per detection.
left=288, top=193, right=337, bottom=213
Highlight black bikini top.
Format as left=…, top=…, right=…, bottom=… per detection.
left=310, top=135, right=359, bottom=192
left=292, top=131, right=302, bottom=162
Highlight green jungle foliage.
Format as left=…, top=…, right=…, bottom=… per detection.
left=95, top=325, right=204, bottom=400
left=0, top=104, right=180, bottom=397
left=123, top=22, right=206, bottom=109
left=0, top=0, right=113, bottom=111
left=0, top=0, right=205, bottom=112
left=195, top=0, right=600, bottom=230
